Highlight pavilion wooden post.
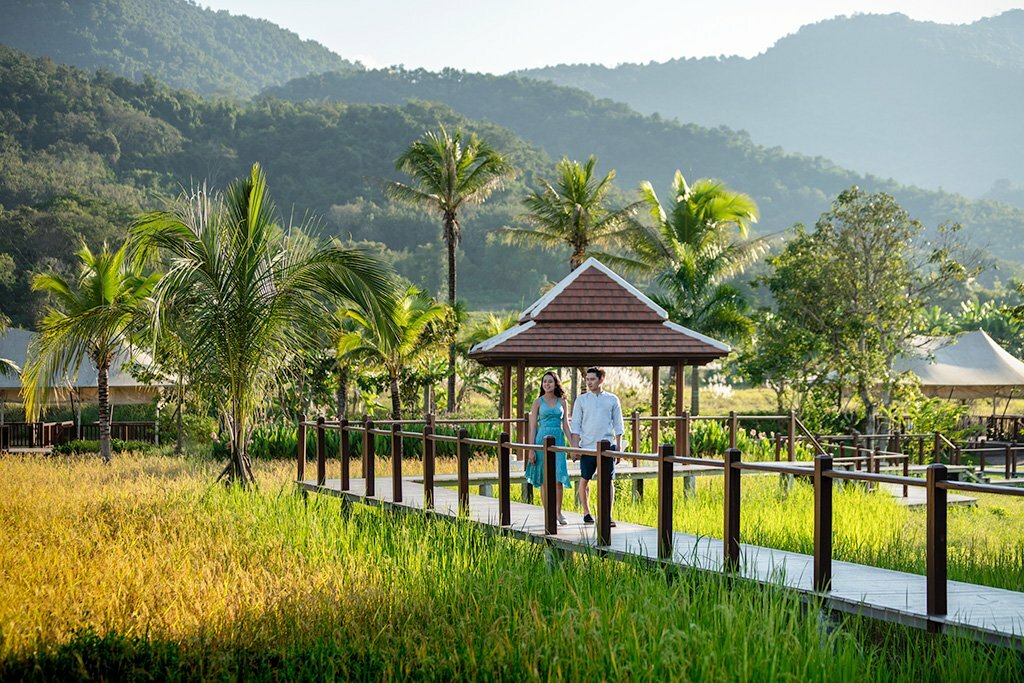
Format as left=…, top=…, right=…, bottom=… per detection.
left=517, top=361, right=529, bottom=500
left=339, top=418, right=350, bottom=491
left=651, top=365, right=660, bottom=452
left=681, top=411, right=694, bottom=497
left=500, top=365, right=512, bottom=442
left=787, top=410, right=796, bottom=462
left=675, top=364, right=685, bottom=449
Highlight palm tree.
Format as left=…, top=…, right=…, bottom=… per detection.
left=338, top=286, right=450, bottom=420
left=502, top=156, right=640, bottom=272
left=631, top=171, right=763, bottom=414
left=386, top=126, right=516, bottom=413
left=130, top=163, right=396, bottom=486
left=0, top=314, right=19, bottom=379
left=458, top=312, right=518, bottom=412
left=22, top=244, right=159, bottom=462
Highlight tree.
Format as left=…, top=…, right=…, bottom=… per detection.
left=631, top=171, right=763, bottom=414
left=131, top=163, right=396, bottom=486
left=763, top=187, right=976, bottom=433
left=502, top=156, right=639, bottom=271
left=458, top=311, right=519, bottom=413
left=338, top=286, right=450, bottom=420
left=386, top=126, right=516, bottom=413
left=22, top=244, right=159, bottom=462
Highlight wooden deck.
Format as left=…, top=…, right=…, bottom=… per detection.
left=299, top=475, right=1024, bottom=649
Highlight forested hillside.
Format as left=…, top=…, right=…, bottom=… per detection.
left=266, top=68, right=1024, bottom=261
left=0, top=46, right=565, bottom=327
left=523, top=11, right=1024, bottom=199
left=0, top=0, right=360, bottom=97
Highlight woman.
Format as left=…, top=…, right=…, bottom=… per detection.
left=525, top=371, right=572, bottom=525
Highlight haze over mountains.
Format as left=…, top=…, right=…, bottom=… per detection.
left=523, top=11, right=1024, bottom=199
left=2, top=0, right=1023, bottom=323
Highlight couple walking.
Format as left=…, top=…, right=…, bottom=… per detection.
left=524, top=367, right=624, bottom=526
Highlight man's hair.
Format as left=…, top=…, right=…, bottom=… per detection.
left=585, top=366, right=606, bottom=380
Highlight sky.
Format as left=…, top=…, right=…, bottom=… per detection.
left=199, top=0, right=1022, bottom=73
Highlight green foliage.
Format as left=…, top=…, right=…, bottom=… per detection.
left=0, top=0, right=360, bottom=98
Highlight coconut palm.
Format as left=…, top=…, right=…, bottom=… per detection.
left=632, top=171, right=763, bottom=414
left=0, top=314, right=19, bottom=379
left=338, top=286, right=450, bottom=420
left=386, top=126, right=516, bottom=412
left=458, top=311, right=519, bottom=411
left=130, top=163, right=396, bottom=486
left=502, top=156, right=640, bottom=272
left=22, top=244, right=159, bottom=462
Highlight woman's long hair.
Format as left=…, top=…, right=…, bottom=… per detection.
left=537, top=371, right=565, bottom=399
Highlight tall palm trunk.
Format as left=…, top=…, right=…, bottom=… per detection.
left=390, top=373, right=402, bottom=421
left=226, top=402, right=255, bottom=487
left=445, top=217, right=458, bottom=413
left=690, top=365, right=701, bottom=416
left=336, top=365, right=348, bottom=420
left=174, top=389, right=183, bottom=455
left=97, top=360, right=112, bottom=463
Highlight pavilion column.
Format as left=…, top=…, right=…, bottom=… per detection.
left=501, top=364, right=512, bottom=429
left=516, top=360, right=531, bottom=503
left=675, top=363, right=685, bottom=448
left=651, top=365, right=660, bottom=452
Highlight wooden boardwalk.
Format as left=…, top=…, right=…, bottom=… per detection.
left=300, top=475, right=1024, bottom=649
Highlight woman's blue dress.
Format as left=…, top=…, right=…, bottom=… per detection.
left=524, top=399, right=572, bottom=489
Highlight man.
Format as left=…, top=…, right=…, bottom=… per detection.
left=570, top=366, right=624, bottom=525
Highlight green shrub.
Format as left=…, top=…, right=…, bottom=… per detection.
left=51, top=439, right=155, bottom=456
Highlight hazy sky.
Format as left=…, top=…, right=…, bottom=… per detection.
left=199, top=0, right=1021, bottom=73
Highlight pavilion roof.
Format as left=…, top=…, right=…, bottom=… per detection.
left=469, top=258, right=730, bottom=367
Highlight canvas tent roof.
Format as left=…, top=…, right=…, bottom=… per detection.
left=893, top=329, right=1024, bottom=399
left=0, top=327, right=169, bottom=405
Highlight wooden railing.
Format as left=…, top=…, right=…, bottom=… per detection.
left=297, top=412, right=1024, bottom=619
left=80, top=422, right=158, bottom=443
left=0, top=421, right=75, bottom=449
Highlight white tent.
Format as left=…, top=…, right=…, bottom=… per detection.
left=893, top=329, right=1024, bottom=399
left=0, top=327, right=169, bottom=406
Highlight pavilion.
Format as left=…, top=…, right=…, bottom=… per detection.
left=468, top=257, right=731, bottom=451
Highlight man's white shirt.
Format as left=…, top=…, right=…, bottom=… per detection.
left=570, top=390, right=624, bottom=449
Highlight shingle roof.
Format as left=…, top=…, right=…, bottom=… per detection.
left=470, top=258, right=730, bottom=367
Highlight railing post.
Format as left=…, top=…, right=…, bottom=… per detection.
left=363, top=417, right=375, bottom=497
left=787, top=410, right=796, bottom=462
left=458, top=428, right=470, bottom=516
left=631, top=409, right=640, bottom=459
left=316, top=416, right=326, bottom=486
left=723, top=447, right=742, bottom=570
left=979, top=445, right=986, bottom=474
left=903, top=456, right=909, bottom=497
left=658, top=443, right=674, bottom=560
left=728, top=410, right=738, bottom=449
left=774, top=433, right=781, bottom=462
left=422, top=425, right=435, bottom=510
left=933, top=431, right=942, bottom=464
left=391, top=422, right=403, bottom=503
left=296, top=413, right=306, bottom=482
left=813, top=454, right=833, bottom=591
left=498, top=431, right=510, bottom=525
left=339, top=418, right=350, bottom=491
left=926, top=464, right=948, bottom=617
left=1006, top=443, right=1012, bottom=480
left=544, top=435, right=557, bottom=535
left=597, top=440, right=613, bottom=546
left=918, top=435, right=925, bottom=465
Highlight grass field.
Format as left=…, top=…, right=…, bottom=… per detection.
left=1, top=453, right=1022, bottom=680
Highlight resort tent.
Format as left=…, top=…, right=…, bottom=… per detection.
left=893, top=329, right=1024, bottom=400
left=0, top=327, right=169, bottom=406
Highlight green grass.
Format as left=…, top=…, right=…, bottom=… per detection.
left=0, top=454, right=1021, bottom=680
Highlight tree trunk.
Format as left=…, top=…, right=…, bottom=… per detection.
left=690, top=365, right=701, bottom=416
left=336, top=365, right=348, bottom=420
left=98, top=361, right=112, bottom=463
left=225, top=405, right=256, bottom=488
left=390, top=373, right=402, bottom=421
left=174, top=388, right=183, bottom=455
left=446, top=221, right=458, bottom=413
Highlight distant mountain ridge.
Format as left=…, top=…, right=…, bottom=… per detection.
left=521, top=11, right=1024, bottom=198
left=0, top=0, right=361, bottom=97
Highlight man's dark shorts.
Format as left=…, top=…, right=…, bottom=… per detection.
left=579, top=454, right=616, bottom=481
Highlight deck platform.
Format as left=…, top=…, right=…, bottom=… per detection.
left=300, top=475, right=1024, bottom=649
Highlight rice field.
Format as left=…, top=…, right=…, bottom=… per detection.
left=0, top=452, right=1022, bottom=680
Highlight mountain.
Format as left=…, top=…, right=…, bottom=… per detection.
left=265, top=68, right=1024, bottom=262
left=521, top=12, right=1024, bottom=199
left=0, top=0, right=361, bottom=98
left=0, top=46, right=562, bottom=327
